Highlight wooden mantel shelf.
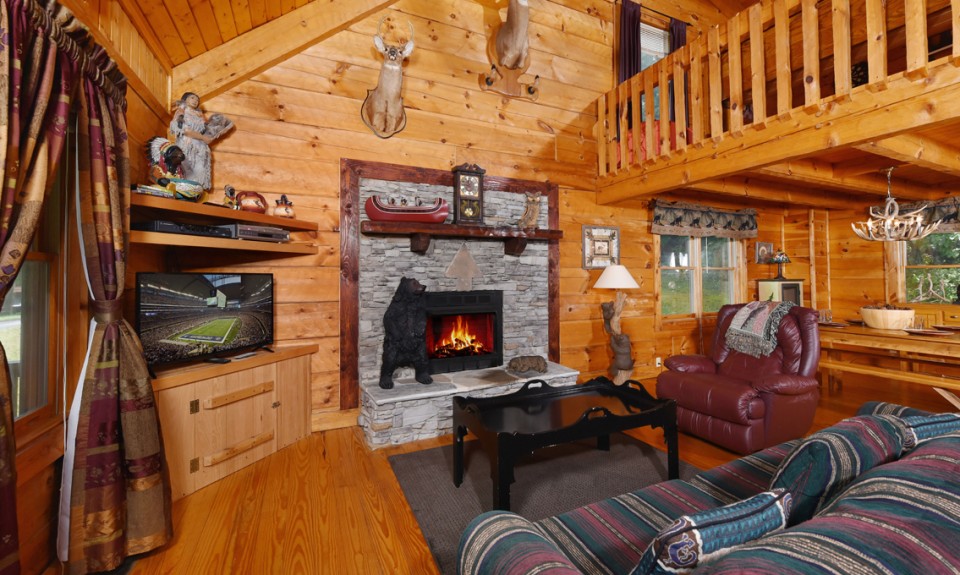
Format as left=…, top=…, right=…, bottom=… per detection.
left=360, top=221, right=563, bottom=256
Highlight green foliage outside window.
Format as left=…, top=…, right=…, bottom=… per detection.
left=904, top=232, right=960, bottom=303
left=661, top=235, right=736, bottom=316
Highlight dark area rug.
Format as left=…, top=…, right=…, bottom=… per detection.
left=389, top=434, right=700, bottom=575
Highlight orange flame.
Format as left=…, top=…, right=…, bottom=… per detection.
left=433, top=315, right=488, bottom=356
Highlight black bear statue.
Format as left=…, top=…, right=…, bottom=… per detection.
left=379, top=277, right=433, bottom=389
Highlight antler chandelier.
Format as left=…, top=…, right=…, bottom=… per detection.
left=851, top=167, right=941, bottom=241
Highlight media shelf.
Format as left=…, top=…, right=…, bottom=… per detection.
left=130, top=194, right=318, bottom=255
left=360, top=220, right=563, bottom=256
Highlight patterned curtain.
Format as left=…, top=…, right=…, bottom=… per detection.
left=0, top=1, right=81, bottom=573
left=651, top=199, right=759, bottom=239
left=58, top=37, right=172, bottom=575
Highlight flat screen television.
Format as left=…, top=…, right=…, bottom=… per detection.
left=135, top=272, right=274, bottom=367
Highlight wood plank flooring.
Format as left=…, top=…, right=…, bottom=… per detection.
left=129, top=374, right=953, bottom=574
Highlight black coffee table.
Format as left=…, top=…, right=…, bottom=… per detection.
left=452, top=376, right=678, bottom=510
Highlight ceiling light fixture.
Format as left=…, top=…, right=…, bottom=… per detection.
left=852, top=167, right=940, bottom=241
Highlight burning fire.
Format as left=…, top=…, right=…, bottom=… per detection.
left=432, top=315, right=489, bottom=358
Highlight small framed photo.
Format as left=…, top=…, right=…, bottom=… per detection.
left=582, top=225, right=620, bottom=269
left=755, top=241, right=773, bottom=264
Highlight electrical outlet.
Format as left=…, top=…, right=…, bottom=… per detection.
left=655, top=356, right=662, bottom=368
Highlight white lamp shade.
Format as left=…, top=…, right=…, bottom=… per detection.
left=593, top=264, right=639, bottom=290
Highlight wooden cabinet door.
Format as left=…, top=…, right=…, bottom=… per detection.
left=156, top=383, right=199, bottom=500
left=276, top=354, right=311, bottom=449
left=194, top=364, right=278, bottom=491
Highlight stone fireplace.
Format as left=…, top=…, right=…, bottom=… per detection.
left=339, top=160, right=577, bottom=447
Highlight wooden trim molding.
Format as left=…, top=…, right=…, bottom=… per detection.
left=339, top=159, right=561, bottom=410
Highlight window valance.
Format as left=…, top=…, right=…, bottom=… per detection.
left=901, top=196, right=960, bottom=233
left=651, top=199, right=758, bottom=239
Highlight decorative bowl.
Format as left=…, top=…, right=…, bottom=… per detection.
left=859, top=307, right=915, bottom=330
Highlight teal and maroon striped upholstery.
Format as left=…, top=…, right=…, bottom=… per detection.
left=694, top=433, right=960, bottom=575
left=457, top=512, right=581, bottom=575
left=689, top=440, right=800, bottom=504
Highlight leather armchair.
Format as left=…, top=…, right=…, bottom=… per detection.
left=656, top=303, right=821, bottom=454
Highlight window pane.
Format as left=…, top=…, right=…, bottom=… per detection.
left=660, top=235, right=690, bottom=268
left=701, top=237, right=730, bottom=268
left=905, top=267, right=960, bottom=303
left=661, top=269, right=693, bottom=315
left=0, top=260, right=50, bottom=419
left=905, top=232, right=960, bottom=265
left=702, top=270, right=734, bottom=312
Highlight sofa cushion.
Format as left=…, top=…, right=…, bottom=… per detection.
left=535, top=479, right=727, bottom=575
left=631, top=489, right=792, bottom=575
left=695, top=433, right=960, bottom=575
left=899, top=413, right=960, bottom=449
left=458, top=511, right=582, bottom=575
left=770, top=414, right=904, bottom=525
left=690, top=439, right=800, bottom=504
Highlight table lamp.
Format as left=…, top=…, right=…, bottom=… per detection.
left=594, top=264, right=639, bottom=384
left=770, top=251, right=791, bottom=280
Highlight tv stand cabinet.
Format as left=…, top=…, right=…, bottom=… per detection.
left=152, top=344, right=317, bottom=500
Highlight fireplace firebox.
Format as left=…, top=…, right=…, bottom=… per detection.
left=425, top=290, right=503, bottom=374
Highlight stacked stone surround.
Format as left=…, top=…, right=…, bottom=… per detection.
left=356, top=177, right=574, bottom=446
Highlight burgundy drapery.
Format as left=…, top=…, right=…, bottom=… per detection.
left=0, top=1, right=80, bottom=573
left=59, top=29, right=171, bottom=575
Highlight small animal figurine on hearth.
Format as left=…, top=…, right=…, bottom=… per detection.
left=271, top=194, right=296, bottom=219
left=515, top=191, right=541, bottom=229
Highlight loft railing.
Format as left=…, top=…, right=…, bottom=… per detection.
left=596, top=0, right=960, bottom=178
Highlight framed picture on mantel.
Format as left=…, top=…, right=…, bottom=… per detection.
left=582, top=225, right=620, bottom=269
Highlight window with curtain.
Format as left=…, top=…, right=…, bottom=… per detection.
left=660, top=235, right=737, bottom=317
left=0, top=139, right=69, bottom=436
left=903, top=232, right=960, bottom=303
left=640, top=23, right=670, bottom=120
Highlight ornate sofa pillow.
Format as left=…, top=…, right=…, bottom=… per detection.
left=899, top=413, right=960, bottom=449
left=770, top=414, right=904, bottom=525
left=631, top=489, right=792, bottom=575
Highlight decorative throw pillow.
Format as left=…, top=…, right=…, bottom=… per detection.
left=899, top=413, right=960, bottom=449
left=630, top=489, right=792, bottom=575
left=770, top=415, right=904, bottom=525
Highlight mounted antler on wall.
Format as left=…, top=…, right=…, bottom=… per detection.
left=361, top=18, right=415, bottom=138
left=480, top=0, right=540, bottom=101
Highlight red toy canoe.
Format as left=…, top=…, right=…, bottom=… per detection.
left=364, top=196, right=450, bottom=223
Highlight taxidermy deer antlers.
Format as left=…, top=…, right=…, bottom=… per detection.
left=361, top=18, right=414, bottom=138
left=481, top=0, right=539, bottom=101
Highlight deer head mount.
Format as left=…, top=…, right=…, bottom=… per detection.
left=480, top=0, right=539, bottom=101
left=361, top=18, right=414, bottom=138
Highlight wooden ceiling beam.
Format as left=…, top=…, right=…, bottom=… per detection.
left=831, top=155, right=895, bottom=177
left=172, top=0, right=399, bottom=103
left=855, top=135, right=960, bottom=177
left=754, top=160, right=936, bottom=199
left=682, top=176, right=862, bottom=208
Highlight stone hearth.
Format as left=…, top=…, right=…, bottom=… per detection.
left=360, top=362, right=579, bottom=447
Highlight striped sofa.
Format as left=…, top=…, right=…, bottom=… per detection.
left=457, top=402, right=960, bottom=575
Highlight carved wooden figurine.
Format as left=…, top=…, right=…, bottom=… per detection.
left=361, top=18, right=415, bottom=138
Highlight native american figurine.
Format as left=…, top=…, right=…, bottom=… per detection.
left=169, top=92, right=234, bottom=190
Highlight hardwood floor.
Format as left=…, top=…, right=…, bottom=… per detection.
left=129, top=374, right=953, bottom=575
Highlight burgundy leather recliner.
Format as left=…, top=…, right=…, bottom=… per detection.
left=656, top=303, right=821, bottom=455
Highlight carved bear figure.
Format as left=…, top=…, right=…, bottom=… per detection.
left=379, top=277, right=433, bottom=389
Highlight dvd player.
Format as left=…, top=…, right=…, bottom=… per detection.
left=132, top=220, right=236, bottom=239
left=235, top=224, right=290, bottom=243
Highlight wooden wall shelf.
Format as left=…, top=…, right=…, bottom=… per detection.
left=360, top=221, right=563, bottom=256
left=130, top=194, right=318, bottom=255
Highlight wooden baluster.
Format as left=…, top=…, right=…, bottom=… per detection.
left=631, top=75, right=642, bottom=166
left=749, top=4, right=766, bottom=129
left=774, top=0, right=792, bottom=119
left=866, top=0, right=888, bottom=90
left=606, top=88, right=617, bottom=173
left=708, top=25, right=723, bottom=142
left=832, top=0, right=852, bottom=102
left=802, top=0, right=821, bottom=112
left=953, top=0, right=960, bottom=65
left=673, top=45, right=688, bottom=152
left=904, top=0, right=928, bottom=78
left=689, top=40, right=704, bottom=147
left=644, top=71, right=656, bottom=162
left=659, top=60, right=671, bottom=158
left=728, top=13, right=744, bottom=137
left=619, top=80, right=629, bottom=172
left=597, top=94, right=607, bottom=176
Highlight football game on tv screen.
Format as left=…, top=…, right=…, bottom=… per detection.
left=136, top=272, right=274, bottom=366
